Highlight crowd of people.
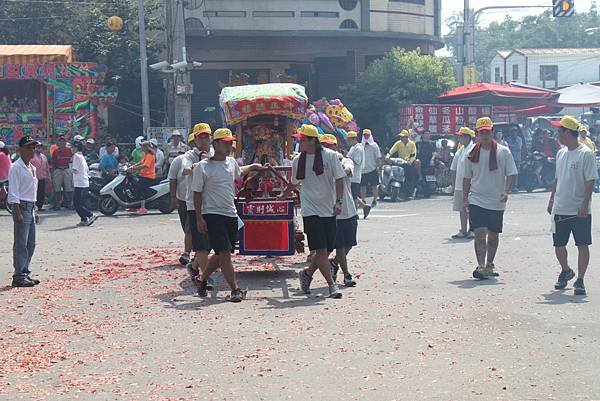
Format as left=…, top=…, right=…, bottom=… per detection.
left=5, top=115, right=597, bottom=299
left=0, top=95, right=40, bottom=114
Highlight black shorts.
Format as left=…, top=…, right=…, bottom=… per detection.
left=469, top=204, right=504, bottom=234
left=204, top=214, right=238, bottom=254
left=351, top=183, right=361, bottom=199
left=187, top=210, right=211, bottom=252
left=335, top=215, right=358, bottom=249
left=177, top=201, right=189, bottom=233
left=360, top=170, right=379, bottom=187
left=553, top=215, right=592, bottom=247
left=303, top=215, right=337, bottom=253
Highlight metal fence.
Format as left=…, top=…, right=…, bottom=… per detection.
left=146, top=127, right=187, bottom=145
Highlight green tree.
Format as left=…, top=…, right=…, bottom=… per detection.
left=0, top=0, right=165, bottom=140
left=444, top=4, right=600, bottom=81
left=340, top=48, right=455, bottom=145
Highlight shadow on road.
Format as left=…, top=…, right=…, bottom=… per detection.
left=47, top=225, right=80, bottom=232
left=442, top=238, right=474, bottom=245
left=448, top=279, right=504, bottom=289
left=538, top=291, right=589, bottom=305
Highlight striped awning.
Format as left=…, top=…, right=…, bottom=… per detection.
left=0, top=45, right=74, bottom=64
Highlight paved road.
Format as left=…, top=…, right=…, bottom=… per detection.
left=1, top=192, right=599, bottom=400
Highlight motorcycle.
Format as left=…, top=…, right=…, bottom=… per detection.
left=85, top=163, right=117, bottom=211
left=1, top=180, right=13, bottom=214
left=379, top=158, right=406, bottom=202
left=521, top=152, right=555, bottom=193
left=98, top=166, right=174, bottom=216
left=417, top=165, right=437, bottom=198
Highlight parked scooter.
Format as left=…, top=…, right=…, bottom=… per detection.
left=379, top=158, right=406, bottom=202
left=521, top=152, right=556, bottom=192
left=98, top=166, right=174, bottom=216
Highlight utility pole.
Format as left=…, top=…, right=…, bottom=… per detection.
left=460, top=5, right=552, bottom=84
left=137, top=0, right=151, bottom=136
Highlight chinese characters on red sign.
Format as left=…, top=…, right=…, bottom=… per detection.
left=398, top=104, right=493, bottom=134
left=242, top=201, right=290, bottom=216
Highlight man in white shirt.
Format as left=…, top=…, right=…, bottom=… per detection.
left=346, top=131, right=367, bottom=214
left=71, top=139, right=97, bottom=227
left=192, top=128, right=264, bottom=302
left=450, top=127, right=475, bottom=239
left=548, top=116, right=598, bottom=295
left=320, top=134, right=358, bottom=287
left=292, top=125, right=346, bottom=299
left=8, top=136, right=41, bottom=287
left=150, top=138, right=165, bottom=176
left=359, top=129, right=381, bottom=216
left=463, top=117, right=518, bottom=279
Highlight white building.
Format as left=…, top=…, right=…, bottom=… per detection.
left=490, top=48, right=600, bottom=89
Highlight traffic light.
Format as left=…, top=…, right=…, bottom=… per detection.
left=553, top=0, right=574, bottom=17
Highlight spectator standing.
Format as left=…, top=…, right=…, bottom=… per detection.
left=100, top=142, right=119, bottom=171
left=50, top=135, right=74, bottom=210
left=131, top=136, right=145, bottom=164
left=578, top=125, right=597, bottom=153
left=84, top=138, right=99, bottom=164
left=99, top=137, right=119, bottom=159
left=450, top=127, right=475, bottom=239
left=8, top=136, right=41, bottom=287
left=346, top=131, right=367, bottom=213
left=150, top=138, right=165, bottom=176
left=506, top=128, right=524, bottom=192
left=359, top=129, right=381, bottom=217
left=0, top=141, right=12, bottom=204
left=166, top=130, right=190, bottom=166
left=31, top=143, right=50, bottom=211
left=72, top=140, right=97, bottom=226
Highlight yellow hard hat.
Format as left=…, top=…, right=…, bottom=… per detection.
left=213, top=128, right=235, bottom=141
left=560, top=115, right=580, bottom=131
left=458, top=126, right=475, bottom=137
left=292, top=124, right=319, bottom=138
left=347, top=131, right=358, bottom=138
left=399, top=129, right=410, bottom=137
left=187, top=132, right=195, bottom=144
left=319, top=134, right=338, bottom=145
left=476, top=117, right=493, bottom=132
left=192, top=122, right=212, bottom=136
left=362, top=129, right=372, bottom=136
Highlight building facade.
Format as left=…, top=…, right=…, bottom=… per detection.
left=490, top=48, right=600, bottom=89
left=172, top=0, right=443, bottom=127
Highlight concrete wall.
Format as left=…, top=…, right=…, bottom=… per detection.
left=370, top=0, right=435, bottom=36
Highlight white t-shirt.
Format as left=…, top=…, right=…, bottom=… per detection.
left=553, top=145, right=599, bottom=215
left=167, top=154, right=187, bottom=201
left=362, top=143, right=381, bottom=174
left=71, top=152, right=89, bottom=188
left=347, top=143, right=364, bottom=184
left=450, top=142, right=475, bottom=187
left=338, top=156, right=358, bottom=220
left=292, top=147, right=347, bottom=217
left=191, top=156, right=241, bottom=218
left=463, top=144, right=518, bottom=211
left=185, top=148, right=213, bottom=210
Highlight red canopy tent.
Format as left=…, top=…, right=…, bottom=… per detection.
left=438, top=82, right=559, bottom=107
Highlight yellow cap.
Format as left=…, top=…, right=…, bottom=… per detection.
left=292, top=124, right=320, bottom=138
left=578, top=123, right=588, bottom=132
left=192, top=122, right=212, bottom=136
left=187, top=132, right=195, bottom=144
left=213, top=128, right=235, bottom=142
left=347, top=131, right=358, bottom=138
left=560, top=115, right=580, bottom=131
left=476, top=117, right=493, bottom=132
left=458, top=127, right=476, bottom=137
left=399, top=129, right=410, bottom=137
left=319, top=134, right=338, bottom=145
left=362, top=129, right=372, bottom=136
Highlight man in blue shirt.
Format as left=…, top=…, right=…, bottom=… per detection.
left=100, top=142, right=118, bottom=171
